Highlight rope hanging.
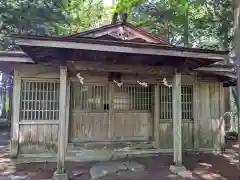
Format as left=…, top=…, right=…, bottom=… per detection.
left=76, top=72, right=172, bottom=89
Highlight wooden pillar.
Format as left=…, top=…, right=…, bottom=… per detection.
left=56, top=66, right=68, bottom=175
left=172, top=71, right=182, bottom=165
left=193, top=80, right=199, bottom=150
left=64, top=81, right=70, bottom=150
left=154, top=83, right=160, bottom=148
left=219, top=83, right=225, bottom=148
left=10, top=69, right=21, bottom=157
left=108, top=83, right=114, bottom=139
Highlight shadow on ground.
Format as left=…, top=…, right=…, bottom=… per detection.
left=0, top=132, right=239, bottom=180
left=184, top=140, right=240, bottom=180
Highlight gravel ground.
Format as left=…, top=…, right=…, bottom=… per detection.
left=0, top=131, right=239, bottom=180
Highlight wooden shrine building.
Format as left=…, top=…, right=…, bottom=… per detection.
left=0, top=18, right=235, bottom=178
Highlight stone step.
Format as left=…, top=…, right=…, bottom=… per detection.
left=66, top=148, right=163, bottom=162
left=67, top=141, right=154, bottom=152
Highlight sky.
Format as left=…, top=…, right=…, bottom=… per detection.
left=103, top=0, right=114, bottom=5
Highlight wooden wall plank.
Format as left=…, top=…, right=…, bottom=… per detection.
left=209, top=83, right=224, bottom=150
left=70, top=112, right=109, bottom=142
left=182, top=122, right=194, bottom=149
left=158, top=122, right=173, bottom=149
left=69, top=112, right=152, bottom=142
left=197, top=81, right=224, bottom=150
left=198, top=82, right=212, bottom=148
left=112, top=112, right=151, bottom=141
left=19, top=124, right=59, bottom=153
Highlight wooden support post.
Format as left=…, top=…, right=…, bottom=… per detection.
left=108, top=83, right=114, bottom=140
left=172, top=71, right=182, bottom=165
left=154, top=83, right=160, bottom=148
left=10, top=69, right=21, bottom=157
left=65, top=81, right=70, bottom=150
left=193, top=80, right=199, bottom=150
left=53, top=66, right=68, bottom=180
left=219, top=83, right=225, bottom=149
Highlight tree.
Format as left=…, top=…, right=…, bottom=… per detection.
left=233, top=0, right=240, bottom=133
left=127, top=0, right=233, bottom=50
left=114, top=0, right=145, bottom=14
left=66, top=0, right=112, bottom=34
left=0, top=0, right=68, bottom=50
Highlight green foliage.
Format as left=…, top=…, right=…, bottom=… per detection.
left=0, top=0, right=68, bottom=49
left=114, top=0, right=146, bottom=14
left=66, top=0, right=112, bottom=34
left=1, top=0, right=233, bottom=50
left=0, top=0, right=111, bottom=49
left=129, top=0, right=233, bottom=50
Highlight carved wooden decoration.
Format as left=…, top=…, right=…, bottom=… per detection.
left=108, top=27, right=138, bottom=40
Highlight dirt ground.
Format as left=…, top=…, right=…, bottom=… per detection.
left=0, top=131, right=239, bottom=180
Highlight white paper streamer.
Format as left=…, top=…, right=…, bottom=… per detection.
left=113, top=80, right=123, bottom=87
left=137, top=80, right=148, bottom=87
left=163, top=78, right=172, bottom=88
left=76, top=73, right=84, bottom=84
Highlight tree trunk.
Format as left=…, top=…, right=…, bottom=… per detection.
left=231, top=0, right=240, bottom=130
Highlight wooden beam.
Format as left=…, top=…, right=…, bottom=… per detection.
left=15, top=38, right=227, bottom=61
left=10, top=69, right=21, bottom=157
left=56, top=66, right=68, bottom=174
left=154, top=83, right=160, bottom=148
left=71, top=61, right=174, bottom=75
left=172, top=71, right=182, bottom=165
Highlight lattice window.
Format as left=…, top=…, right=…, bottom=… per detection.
left=72, top=83, right=108, bottom=110
left=159, top=85, right=193, bottom=120
left=159, top=85, right=173, bottom=120
left=181, top=85, right=193, bottom=120
left=20, top=80, right=60, bottom=121
left=114, top=84, right=153, bottom=111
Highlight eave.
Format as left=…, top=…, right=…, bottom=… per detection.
left=14, top=34, right=227, bottom=60
left=0, top=50, right=235, bottom=87
left=13, top=34, right=228, bottom=70
left=0, top=51, right=34, bottom=74
left=0, top=51, right=33, bottom=63
left=195, top=63, right=236, bottom=85
left=196, top=66, right=235, bottom=74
